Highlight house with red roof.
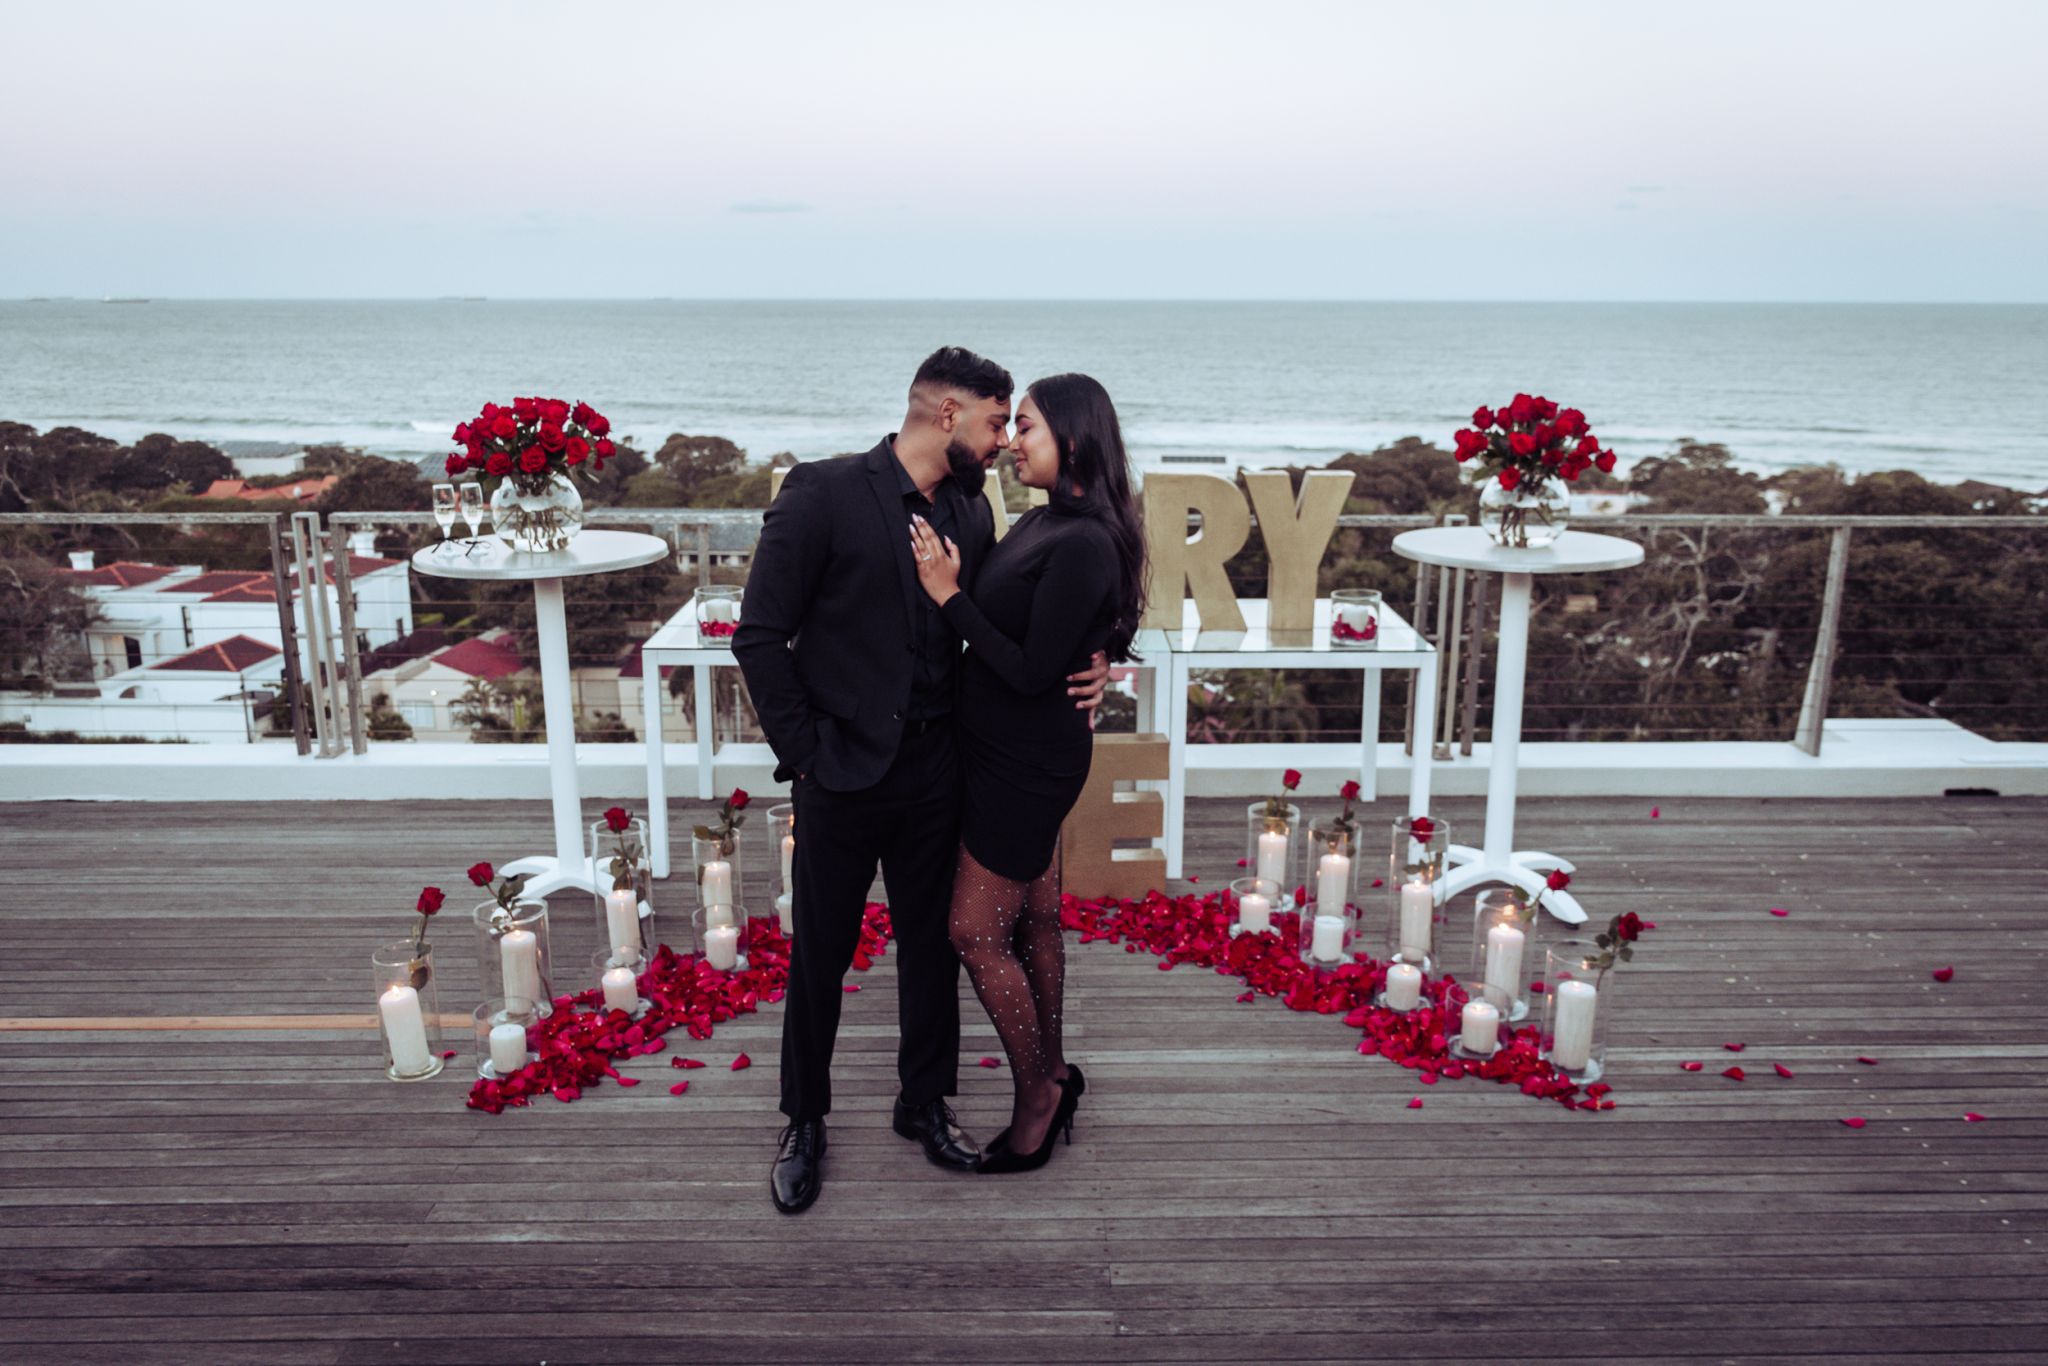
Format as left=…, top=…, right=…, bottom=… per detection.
left=97, top=634, right=286, bottom=704
left=363, top=630, right=534, bottom=739
left=199, top=476, right=338, bottom=502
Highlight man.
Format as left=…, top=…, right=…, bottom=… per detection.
left=734, top=346, right=1110, bottom=1214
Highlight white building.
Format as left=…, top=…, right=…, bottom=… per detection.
left=367, top=631, right=533, bottom=740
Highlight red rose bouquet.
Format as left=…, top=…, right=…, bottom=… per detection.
left=446, top=397, right=616, bottom=551
left=1451, top=394, right=1614, bottom=548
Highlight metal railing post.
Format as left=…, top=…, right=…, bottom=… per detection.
left=328, top=520, right=367, bottom=755
left=1793, top=526, right=1853, bottom=756
left=267, top=515, right=310, bottom=755
left=291, top=511, right=344, bottom=758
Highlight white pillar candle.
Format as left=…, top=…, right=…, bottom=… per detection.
left=702, top=596, right=736, bottom=624
left=1551, top=979, right=1598, bottom=1070
left=488, top=1021, right=527, bottom=1074
left=1237, top=892, right=1272, bottom=934
left=1256, top=829, right=1288, bottom=889
left=1310, top=913, right=1346, bottom=962
left=774, top=892, right=794, bottom=934
left=780, top=834, right=795, bottom=889
left=605, top=888, right=641, bottom=962
left=701, top=859, right=733, bottom=907
left=1315, top=851, right=1351, bottom=914
left=1460, top=998, right=1501, bottom=1055
left=705, top=923, right=740, bottom=972
left=499, top=928, right=542, bottom=1004
left=378, top=984, right=432, bottom=1076
left=601, top=964, right=639, bottom=1013
left=1384, top=961, right=1422, bottom=1010
left=1399, top=879, right=1434, bottom=961
left=1482, top=921, right=1525, bottom=1005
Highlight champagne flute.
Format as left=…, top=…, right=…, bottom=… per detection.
left=431, top=483, right=457, bottom=555
left=458, top=481, right=484, bottom=551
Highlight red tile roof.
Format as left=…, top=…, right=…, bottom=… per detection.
left=164, top=571, right=268, bottom=597
left=431, top=635, right=528, bottom=680
left=63, top=561, right=177, bottom=589
left=176, top=557, right=401, bottom=602
left=200, top=476, right=338, bottom=502
left=148, top=634, right=282, bottom=673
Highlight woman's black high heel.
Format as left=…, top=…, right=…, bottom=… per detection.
left=1057, top=1063, right=1086, bottom=1101
left=977, top=1091, right=1074, bottom=1175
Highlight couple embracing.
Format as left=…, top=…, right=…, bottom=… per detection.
left=732, top=346, right=1147, bottom=1214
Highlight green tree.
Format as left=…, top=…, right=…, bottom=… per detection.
left=0, top=556, right=99, bottom=690
left=316, top=454, right=430, bottom=514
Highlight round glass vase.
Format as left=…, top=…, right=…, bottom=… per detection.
left=1387, top=816, right=1451, bottom=972
left=589, top=816, right=655, bottom=960
left=1444, top=977, right=1515, bottom=1062
left=694, top=902, right=750, bottom=974
left=1299, top=818, right=1361, bottom=971
left=695, top=583, right=742, bottom=639
left=1478, top=475, right=1570, bottom=549
left=472, top=897, right=554, bottom=1019
left=474, top=994, right=540, bottom=1080
left=489, top=471, right=585, bottom=552
left=767, top=802, right=796, bottom=938
left=1245, top=801, right=1301, bottom=911
left=372, top=940, right=444, bottom=1082
left=592, top=946, right=650, bottom=1018
left=1469, top=888, right=1535, bottom=1022
left=1540, top=939, right=1613, bottom=1083
left=1330, top=588, right=1382, bottom=648
left=1228, top=875, right=1281, bottom=938
left=693, top=828, right=745, bottom=925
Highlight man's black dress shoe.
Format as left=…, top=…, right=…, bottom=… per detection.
left=891, top=1096, right=981, bottom=1170
left=771, top=1118, right=826, bottom=1214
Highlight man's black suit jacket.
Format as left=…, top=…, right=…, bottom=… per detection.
left=733, top=439, right=996, bottom=791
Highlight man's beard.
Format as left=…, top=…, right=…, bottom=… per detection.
left=945, top=438, right=988, bottom=496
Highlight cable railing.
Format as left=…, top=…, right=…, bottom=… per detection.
left=2, top=507, right=2042, bottom=755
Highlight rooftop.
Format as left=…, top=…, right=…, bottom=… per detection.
left=427, top=632, right=529, bottom=680
left=146, top=634, right=282, bottom=673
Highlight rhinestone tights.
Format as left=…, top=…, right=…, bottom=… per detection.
left=948, top=844, right=1067, bottom=1138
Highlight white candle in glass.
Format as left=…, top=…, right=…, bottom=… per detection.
left=488, top=1021, right=527, bottom=1074
left=1310, top=913, right=1346, bottom=962
left=1339, top=603, right=1374, bottom=633
left=378, top=984, right=432, bottom=1076
left=774, top=892, right=794, bottom=934
left=704, top=903, right=735, bottom=930
left=1383, top=961, right=1422, bottom=1010
left=1482, top=920, right=1525, bottom=1004
left=601, top=963, right=639, bottom=1012
left=1551, top=979, right=1598, bottom=1070
left=701, top=859, right=733, bottom=906
left=1237, top=891, right=1272, bottom=933
left=1460, top=998, right=1501, bottom=1055
left=605, top=888, right=641, bottom=961
left=705, top=923, right=740, bottom=971
left=1256, top=829, right=1288, bottom=889
left=702, top=596, right=736, bottom=624
left=499, top=927, right=542, bottom=1004
left=1315, top=851, right=1351, bottom=915
left=1399, top=879, right=1433, bottom=961
left=780, top=834, right=795, bottom=889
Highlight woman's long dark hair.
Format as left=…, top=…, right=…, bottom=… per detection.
left=1029, top=373, right=1147, bottom=662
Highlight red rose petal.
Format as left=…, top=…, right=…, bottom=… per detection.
left=616, top=1075, right=641, bottom=1087
left=977, top=1056, right=1002, bottom=1068
left=1963, top=1112, right=1986, bottom=1123
left=1527, top=981, right=1546, bottom=994
left=1235, top=858, right=1248, bottom=867
left=1642, top=921, right=1657, bottom=929
left=1236, top=990, right=1255, bottom=1003
left=1187, top=875, right=1200, bottom=884
left=1679, top=1061, right=1703, bottom=1072
left=439, top=1049, right=458, bottom=1059
left=1650, top=806, right=1660, bottom=818
left=1769, top=908, right=1789, bottom=917
left=842, top=983, right=861, bottom=993
left=1773, top=1064, right=1795, bottom=1079
left=1840, top=1116, right=1866, bottom=1129
left=1406, top=1097, right=1423, bottom=1109
left=1370, top=878, right=1384, bottom=888
left=1856, top=1056, right=1878, bottom=1065
left=1419, top=1073, right=1438, bottom=1086
left=1931, top=965, right=1954, bottom=982
left=1723, top=1042, right=1746, bottom=1052
left=675, top=1057, right=706, bottom=1069
left=731, top=1053, right=751, bottom=1071
left=669, top=1081, right=690, bottom=1096
left=1721, top=1067, right=1746, bottom=1081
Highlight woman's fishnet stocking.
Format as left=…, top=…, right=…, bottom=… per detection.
left=948, top=845, right=1063, bottom=1092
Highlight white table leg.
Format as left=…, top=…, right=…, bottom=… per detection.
left=500, top=576, right=599, bottom=900
left=694, top=662, right=715, bottom=800
left=1408, top=649, right=1436, bottom=818
left=1134, top=660, right=1156, bottom=734
left=1165, top=656, right=1189, bottom=881
left=1357, top=668, right=1381, bottom=803
left=643, top=654, right=669, bottom=879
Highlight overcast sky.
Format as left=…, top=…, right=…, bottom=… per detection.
left=4, top=1, right=2044, bottom=300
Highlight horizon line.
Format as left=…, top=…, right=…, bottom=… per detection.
left=7, top=295, right=2047, bottom=307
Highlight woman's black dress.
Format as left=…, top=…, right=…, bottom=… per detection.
left=939, top=504, right=1120, bottom=882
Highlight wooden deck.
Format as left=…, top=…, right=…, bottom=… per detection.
left=2, top=793, right=2045, bottom=1363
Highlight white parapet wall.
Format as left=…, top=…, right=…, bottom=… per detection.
left=1, top=718, right=2041, bottom=802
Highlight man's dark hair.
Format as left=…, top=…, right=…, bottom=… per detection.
left=911, top=346, right=1012, bottom=402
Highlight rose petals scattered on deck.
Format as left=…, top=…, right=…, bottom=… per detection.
left=1722, top=1067, right=1746, bottom=1081
left=1236, top=990, right=1256, bottom=1003
left=669, top=1081, right=690, bottom=1096
left=439, top=1049, right=458, bottom=1059
left=1963, top=1112, right=1986, bottom=1123
left=1840, top=1116, right=1866, bottom=1129
left=731, top=1053, right=751, bottom=1071
left=1650, top=806, right=1660, bottom=818
left=842, top=983, right=861, bottom=993
left=1679, top=1061, right=1703, bottom=1072
left=615, top=1075, right=640, bottom=1087
left=1769, top=908, right=1789, bottom=917
left=1774, top=1064, right=1795, bottom=1079
left=1406, top=1097, right=1423, bottom=1109
left=1931, top=965, right=1954, bottom=982
left=1420, top=1073, right=1438, bottom=1086
left=1857, top=1056, right=1878, bottom=1065
left=978, top=1057, right=1002, bottom=1068
left=672, top=1057, right=705, bottom=1069
left=1724, top=1042, right=1746, bottom=1052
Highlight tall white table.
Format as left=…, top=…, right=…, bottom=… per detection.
left=413, top=530, right=670, bottom=898
left=1392, top=527, right=1643, bottom=924
left=1158, top=598, right=1438, bottom=880
left=640, top=596, right=737, bottom=879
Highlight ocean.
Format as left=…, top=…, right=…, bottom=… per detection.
left=3, top=300, right=2044, bottom=488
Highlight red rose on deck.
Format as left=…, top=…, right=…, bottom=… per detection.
left=467, top=862, right=494, bottom=887
left=1546, top=869, right=1571, bottom=892
left=1340, top=780, right=1361, bottom=801
left=1498, top=467, right=1522, bottom=491
left=486, top=452, right=513, bottom=478
left=519, top=449, right=547, bottom=474
left=1615, top=911, right=1643, bottom=941
left=605, top=806, right=631, bottom=833
left=417, top=886, right=445, bottom=916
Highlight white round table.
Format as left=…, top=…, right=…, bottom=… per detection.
left=1392, top=527, right=1644, bottom=924
left=413, top=530, right=670, bottom=898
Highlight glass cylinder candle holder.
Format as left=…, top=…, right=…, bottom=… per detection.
left=1540, top=939, right=1613, bottom=1083
left=695, top=584, right=742, bottom=638
left=768, top=802, right=796, bottom=938
left=473, top=995, right=540, bottom=1080
left=372, top=940, right=444, bottom=1082
left=1443, top=977, right=1514, bottom=1062
left=1330, top=588, right=1382, bottom=648
left=694, top=902, right=749, bottom=973
left=1386, top=816, right=1451, bottom=972
left=693, top=828, right=744, bottom=925
left=1245, top=800, right=1301, bottom=911
left=1300, top=817, right=1361, bottom=970
left=1468, top=888, right=1535, bottom=1022
left=1228, top=875, right=1280, bottom=938
left=589, top=814, right=654, bottom=947
left=591, top=945, right=650, bottom=1017
left=473, top=897, right=553, bottom=1019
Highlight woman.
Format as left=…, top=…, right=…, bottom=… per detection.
left=909, top=372, right=1147, bottom=1174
